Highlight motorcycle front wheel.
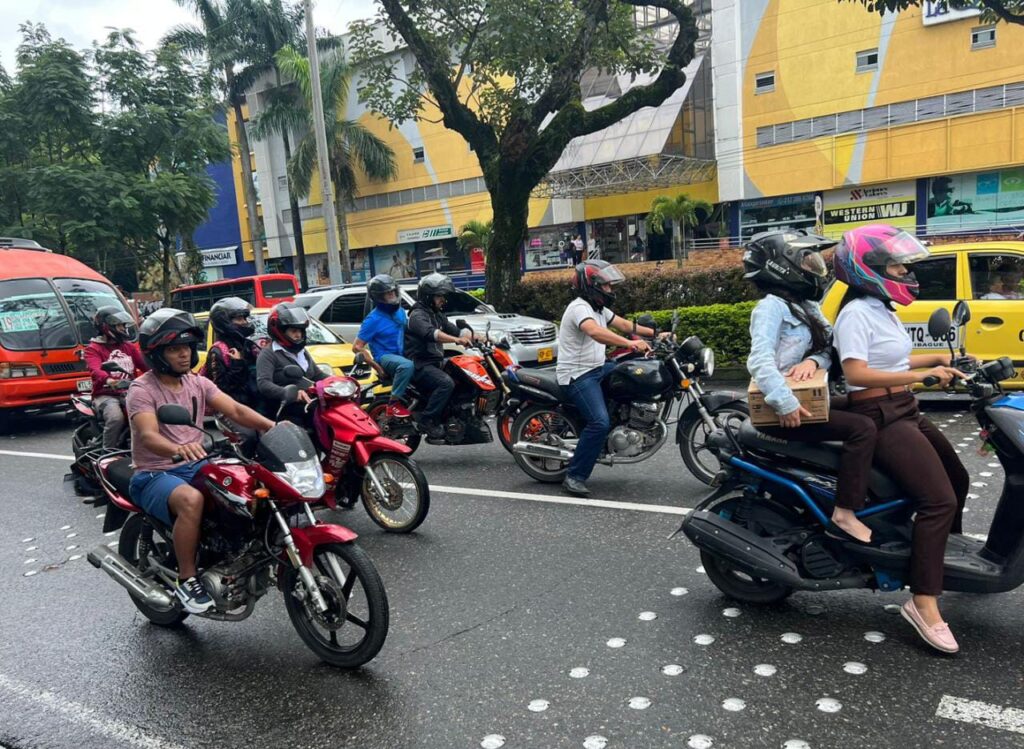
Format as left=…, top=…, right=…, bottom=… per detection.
left=118, top=514, right=189, bottom=626
left=509, top=405, right=580, bottom=483
left=678, top=402, right=749, bottom=485
left=361, top=453, right=430, bottom=532
left=283, top=541, right=389, bottom=668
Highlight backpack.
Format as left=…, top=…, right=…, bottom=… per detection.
left=198, top=340, right=230, bottom=379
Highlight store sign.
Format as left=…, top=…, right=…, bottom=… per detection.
left=823, top=181, right=916, bottom=236
left=200, top=246, right=237, bottom=268
left=397, top=225, right=454, bottom=243
left=922, top=1, right=982, bottom=26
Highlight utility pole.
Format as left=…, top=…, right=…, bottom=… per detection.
left=304, top=0, right=346, bottom=285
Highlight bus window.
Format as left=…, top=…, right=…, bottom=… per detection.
left=0, top=278, right=77, bottom=351
left=261, top=277, right=298, bottom=301
left=53, top=278, right=127, bottom=342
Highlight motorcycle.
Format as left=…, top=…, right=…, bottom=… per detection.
left=87, top=395, right=389, bottom=669
left=678, top=302, right=1024, bottom=605
left=277, top=365, right=430, bottom=533
left=68, top=361, right=131, bottom=497
left=507, top=333, right=746, bottom=484
left=360, top=319, right=519, bottom=453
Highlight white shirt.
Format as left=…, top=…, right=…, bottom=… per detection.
left=833, top=296, right=911, bottom=391
left=556, top=297, right=614, bottom=385
left=272, top=341, right=310, bottom=371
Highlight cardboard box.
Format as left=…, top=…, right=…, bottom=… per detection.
left=747, top=369, right=830, bottom=427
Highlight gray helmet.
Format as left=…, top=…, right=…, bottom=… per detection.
left=368, top=274, right=399, bottom=303
left=417, top=272, right=456, bottom=302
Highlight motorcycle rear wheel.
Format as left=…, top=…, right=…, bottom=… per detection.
left=361, top=453, right=430, bottom=533
left=283, top=541, right=389, bottom=668
left=366, top=399, right=422, bottom=454
left=510, top=405, right=580, bottom=483
left=118, top=514, right=190, bottom=626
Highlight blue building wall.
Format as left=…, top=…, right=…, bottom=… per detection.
left=193, top=110, right=247, bottom=279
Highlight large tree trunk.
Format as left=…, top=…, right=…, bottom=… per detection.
left=280, top=134, right=309, bottom=290
left=485, top=181, right=530, bottom=309
left=230, top=97, right=265, bottom=275
left=335, top=196, right=353, bottom=284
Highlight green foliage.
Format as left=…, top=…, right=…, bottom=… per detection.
left=468, top=287, right=486, bottom=300
left=459, top=219, right=493, bottom=252
left=636, top=301, right=757, bottom=366
left=841, top=1, right=1024, bottom=25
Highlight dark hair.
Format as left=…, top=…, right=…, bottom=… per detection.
left=767, top=288, right=830, bottom=357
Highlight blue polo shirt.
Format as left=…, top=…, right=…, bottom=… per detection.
left=357, top=307, right=407, bottom=358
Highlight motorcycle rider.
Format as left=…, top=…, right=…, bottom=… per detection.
left=126, top=308, right=274, bottom=613
left=557, top=260, right=667, bottom=497
left=256, top=302, right=329, bottom=424
left=352, top=274, right=413, bottom=419
left=405, top=272, right=473, bottom=440
left=203, top=297, right=263, bottom=452
left=84, top=306, right=147, bottom=447
left=833, top=224, right=969, bottom=653
left=743, top=230, right=879, bottom=544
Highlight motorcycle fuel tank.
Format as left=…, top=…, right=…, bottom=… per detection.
left=606, top=359, right=673, bottom=401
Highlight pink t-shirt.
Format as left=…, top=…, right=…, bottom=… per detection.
left=126, top=372, right=223, bottom=471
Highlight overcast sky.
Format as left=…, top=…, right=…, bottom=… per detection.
left=0, top=0, right=372, bottom=74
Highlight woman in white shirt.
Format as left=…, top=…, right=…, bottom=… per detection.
left=833, top=225, right=969, bottom=654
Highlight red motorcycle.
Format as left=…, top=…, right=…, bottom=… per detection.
left=280, top=366, right=430, bottom=533
left=87, top=401, right=388, bottom=669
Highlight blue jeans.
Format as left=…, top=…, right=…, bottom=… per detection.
left=565, top=362, right=615, bottom=482
left=378, top=354, right=414, bottom=399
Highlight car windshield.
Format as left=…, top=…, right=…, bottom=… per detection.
left=0, top=278, right=78, bottom=351
left=252, top=313, right=344, bottom=344
left=443, top=290, right=490, bottom=315
left=53, top=278, right=128, bottom=343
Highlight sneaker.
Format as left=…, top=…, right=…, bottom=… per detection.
left=175, top=576, right=214, bottom=614
left=386, top=401, right=411, bottom=419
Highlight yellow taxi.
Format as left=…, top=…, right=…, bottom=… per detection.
left=821, top=241, right=1024, bottom=389
left=193, top=308, right=365, bottom=377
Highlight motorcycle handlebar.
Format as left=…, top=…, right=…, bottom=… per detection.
left=922, top=375, right=940, bottom=387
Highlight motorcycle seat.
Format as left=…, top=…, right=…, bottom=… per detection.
left=511, top=368, right=566, bottom=400
left=102, top=457, right=136, bottom=499
left=736, top=421, right=902, bottom=499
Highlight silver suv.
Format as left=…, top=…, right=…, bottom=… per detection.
left=293, top=283, right=558, bottom=367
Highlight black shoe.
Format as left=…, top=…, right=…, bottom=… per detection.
left=824, top=521, right=879, bottom=547
left=562, top=477, right=591, bottom=497
left=417, top=418, right=445, bottom=441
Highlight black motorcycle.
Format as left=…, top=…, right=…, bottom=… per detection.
left=67, top=361, right=131, bottom=498
left=679, top=303, right=1024, bottom=604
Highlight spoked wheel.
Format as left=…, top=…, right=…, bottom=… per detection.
left=699, top=495, right=796, bottom=604
left=367, top=400, right=421, bottom=453
left=283, top=541, right=389, bottom=668
left=361, top=453, right=430, bottom=533
left=118, top=514, right=189, bottom=626
left=679, top=404, right=748, bottom=485
left=510, top=405, right=579, bottom=483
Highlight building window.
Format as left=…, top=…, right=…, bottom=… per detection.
left=276, top=175, right=288, bottom=191
left=754, top=71, right=775, bottom=94
left=971, top=25, right=996, bottom=50
left=413, top=146, right=425, bottom=163
left=856, top=48, right=879, bottom=73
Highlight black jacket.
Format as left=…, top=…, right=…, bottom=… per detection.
left=405, top=302, right=460, bottom=366
left=255, top=345, right=327, bottom=418
left=205, top=340, right=261, bottom=408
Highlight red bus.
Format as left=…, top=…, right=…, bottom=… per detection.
left=0, top=238, right=133, bottom=425
left=169, top=274, right=299, bottom=313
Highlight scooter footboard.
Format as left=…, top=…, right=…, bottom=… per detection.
left=682, top=510, right=805, bottom=587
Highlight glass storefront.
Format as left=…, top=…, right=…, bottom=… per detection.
left=525, top=225, right=576, bottom=270
left=926, top=168, right=1024, bottom=234
left=739, top=193, right=818, bottom=241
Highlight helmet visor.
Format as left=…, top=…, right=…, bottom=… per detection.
left=865, top=230, right=930, bottom=267
left=799, top=251, right=829, bottom=278
left=592, top=264, right=626, bottom=287
left=277, top=307, right=310, bottom=328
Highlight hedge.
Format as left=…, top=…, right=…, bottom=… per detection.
left=636, top=301, right=756, bottom=366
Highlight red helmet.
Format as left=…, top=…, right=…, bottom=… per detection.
left=267, top=302, right=310, bottom=353
left=572, top=260, right=625, bottom=310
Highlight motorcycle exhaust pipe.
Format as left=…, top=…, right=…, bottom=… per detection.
left=87, top=545, right=176, bottom=609
left=512, top=441, right=574, bottom=461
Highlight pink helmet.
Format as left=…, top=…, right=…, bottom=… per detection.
left=832, top=225, right=930, bottom=306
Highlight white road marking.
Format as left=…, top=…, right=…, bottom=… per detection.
left=936, top=695, right=1024, bottom=735
left=0, top=448, right=693, bottom=516
left=0, top=673, right=186, bottom=749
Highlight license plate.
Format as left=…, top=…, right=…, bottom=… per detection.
left=904, top=323, right=956, bottom=350
left=76, top=379, right=92, bottom=392
left=537, top=347, right=553, bottom=363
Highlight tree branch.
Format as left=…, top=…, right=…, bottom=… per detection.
left=978, top=0, right=1024, bottom=24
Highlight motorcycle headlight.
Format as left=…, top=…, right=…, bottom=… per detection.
left=702, top=348, right=715, bottom=378
left=317, top=363, right=333, bottom=376
left=275, top=458, right=326, bottom=499
left=323, top=377, right=359, bottom=399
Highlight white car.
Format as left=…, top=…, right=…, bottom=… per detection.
left=294, top=283, right=558, bottom=367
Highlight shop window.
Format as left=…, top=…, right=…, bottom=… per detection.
left=855, top=48, right=879, bottom=73
left=971, top=25, right=996, bottom=50
left=969, top=254, right=1023, bottom=300
left=913, top=257, right=958, bottom=301
left=754, top=71, right=775, bottom=95
left=413, top=146, right=425, bottom=163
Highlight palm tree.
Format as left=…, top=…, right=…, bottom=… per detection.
left=646, top=193, right=713, bottom=265
left=163, top=0, right=267, bottom=275
left=458, top=219, right=493, bottom=254
left=251, top=45, right=397, bottom=283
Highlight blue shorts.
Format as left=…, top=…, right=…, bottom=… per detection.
left=128, top=461, right=207, bottom=526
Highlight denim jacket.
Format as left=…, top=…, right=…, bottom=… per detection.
left=746, top=295, right=832, bottom=416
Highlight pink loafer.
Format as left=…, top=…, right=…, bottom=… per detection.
left=901, top=599, right=959, bottom=654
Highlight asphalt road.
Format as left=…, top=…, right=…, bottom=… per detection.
left=1, top=400, right=1022, bottom=749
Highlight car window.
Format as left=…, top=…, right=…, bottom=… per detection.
left=0, top=278, right=77, bottom=350
left=442, top=290, right=490, bottom=315
left=53, top=278, right=128, bottom=343
left=293, top=294, right=322, bottom=310
left=323, top=293, right=367, bottom=324
left=912, top=256, right=958, bottom=301
left=251, top=313, right=343, bottom=344
left=968, top=253, right=1024, bottom=300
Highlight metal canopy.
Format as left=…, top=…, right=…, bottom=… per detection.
left=534, top=155, right=716, bottom=198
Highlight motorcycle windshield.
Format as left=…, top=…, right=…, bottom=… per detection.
left=256, top=421, right=319, bottom=472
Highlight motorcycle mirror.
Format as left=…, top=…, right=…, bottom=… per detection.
left=101, top=361, right=127, bottom=373
left=927, top=308, right=953, bottom=341
left=282, top=364, right=305, bottom=380
left=636, top=314, right=657, bottom=331
left=952, top=300, right=971, bottom=327
left=455, top=318, right=470, bottom=331
left=485, top=321, right=492, bottom=342
left=281, top=384, right=300, bottom=405
left=156, top=404, right=194, bottom=426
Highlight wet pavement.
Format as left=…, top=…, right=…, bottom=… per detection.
left=1, top=401, right=1022, bottom=749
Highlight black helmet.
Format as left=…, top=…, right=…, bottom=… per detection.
left=267, top=302, right=309, bottom=353
left=417, top=272, right=456, bottom=303
left=209, top=296, right=255, bottom=347
left=138, top=308, right=202, bottom=376
left=93, top=305, right=137, bottom=343
left=572, top=259, right=625, bottom=311
left=367, top=274, right=399, bottom=303
left=743, top=229, right=836, bottom=302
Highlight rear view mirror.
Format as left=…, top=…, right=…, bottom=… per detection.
left=635, top=314, right=657, bottom=331
left=455, top=318, right=469, bottom=330
left=952, top=300, right=971, bottom=327
left=157, top=404, right=193, bottom=426
left=101, top=361, right=126, bottom=373
left=281, top=384, right=299, bottom=405
left=927, top=308, right=952, bottom=341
